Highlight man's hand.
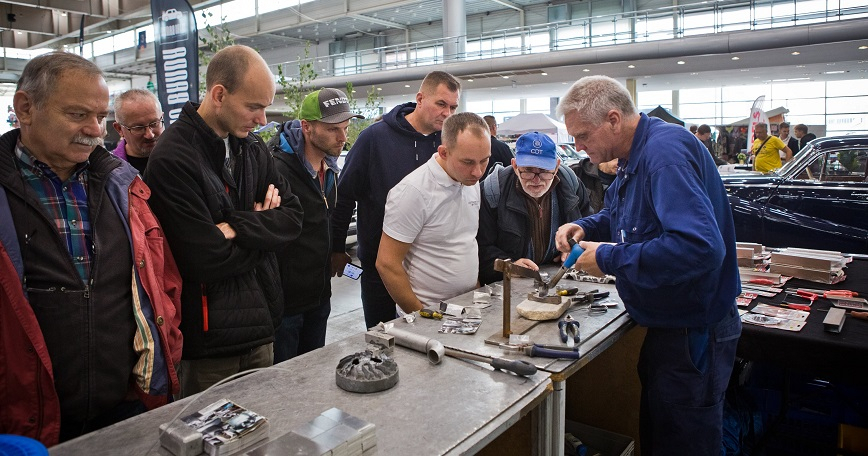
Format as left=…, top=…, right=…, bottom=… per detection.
left=555, top=223, right=585, bottom=253
left=216, top=222, right=236, bottom=240
left=576, top=241, right=604, bottom=276
left=331, top=252, right=352, bottom=277
left=512, top=258, right=539, bottom=273
left=253, top=184, right=281, bottom=211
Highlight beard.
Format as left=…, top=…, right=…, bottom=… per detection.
left=309, top=136, right=343, bottom=157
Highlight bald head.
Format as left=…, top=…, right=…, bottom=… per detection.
left=199, top=45, right=274, bottom=138
left=206, top=45, right=271, bottom=93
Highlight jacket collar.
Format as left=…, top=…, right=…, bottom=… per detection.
left=621, top=112, right=651, bottom=178
left=0, top=129, right=121, bottom=189
left=180, top=101, right=259, bottom=170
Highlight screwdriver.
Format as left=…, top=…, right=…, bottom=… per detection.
left=419, top=308, right=443, bottom=319
left=445, top=348, right=538, bottom=376
left=557, top=287, right=579, bottom=296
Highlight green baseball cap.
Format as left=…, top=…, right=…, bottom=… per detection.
left=299, top=88, right=364, bottom=123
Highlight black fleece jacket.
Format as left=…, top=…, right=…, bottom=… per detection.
left=144, top=102, right=303, bottom=359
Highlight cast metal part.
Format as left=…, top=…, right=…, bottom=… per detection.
left=335, top=350, right=399, bottom=393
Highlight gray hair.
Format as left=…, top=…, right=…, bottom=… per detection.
left=113, top=89, right=162, bottom=125
left=556, top=75, right=636, bottom=123
left=17, top=51, right=103, bottom=109
left=442, top=112, right=489, bottom=148
left=754, top=122, right=768, bottom=131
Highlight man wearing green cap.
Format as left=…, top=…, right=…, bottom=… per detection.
left=268, top=88, right=362, bottom=363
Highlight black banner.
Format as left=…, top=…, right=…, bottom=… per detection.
left=150, top=0, right=198, bottom=125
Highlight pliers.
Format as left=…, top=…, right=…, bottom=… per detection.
left=558, top=314, right=581, bottom=344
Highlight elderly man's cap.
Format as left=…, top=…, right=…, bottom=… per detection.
left=515, top=132, right=558, bottom=170
left=299, top=88, right=364, bottom=123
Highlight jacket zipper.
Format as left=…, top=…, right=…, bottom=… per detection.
left=318, top=172, right=331, bottom=298
left=84, top=228, right=95, bottom=423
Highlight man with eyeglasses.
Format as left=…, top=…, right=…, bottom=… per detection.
left=477, top=131, right=590, bottom=285
left=111, top=89, right=164, bottom=174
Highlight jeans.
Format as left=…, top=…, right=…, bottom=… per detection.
left=178, top=343, right=273, bottom=399
left=638, top=307, right=742, bottom=455
left=273, top=297, right=331, bottom=364
left=359, top=262, right=398, bottom=330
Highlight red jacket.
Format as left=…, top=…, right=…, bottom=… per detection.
left=0, top=151, right=183, bottom=446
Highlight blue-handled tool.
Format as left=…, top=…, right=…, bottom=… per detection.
left=548, top=239, right=585, bottom=290
left=563, top=238, right=585, bottom=269
left=501, top=343, right=582, bottom=359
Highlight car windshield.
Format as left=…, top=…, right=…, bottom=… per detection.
left=776, top=150, right=811, bottom=176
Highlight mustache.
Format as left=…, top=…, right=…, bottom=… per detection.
left=72, top=134, right=104, bottom=148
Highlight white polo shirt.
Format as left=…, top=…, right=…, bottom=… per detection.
left=383, top=153, right=480, bottom=308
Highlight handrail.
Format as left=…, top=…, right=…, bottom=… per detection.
left=269, top=0, right=868, bottom=79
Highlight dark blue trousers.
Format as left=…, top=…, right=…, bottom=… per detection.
left=273, top=296, right=331, bottom=364
left=638, top=307, right=742, bottom=455
left=359, top=262, right=398, bottom=330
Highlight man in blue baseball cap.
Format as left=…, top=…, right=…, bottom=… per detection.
left=477, top=131, right=591, bottom=285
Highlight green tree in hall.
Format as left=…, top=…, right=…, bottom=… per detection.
left=197, top=11, right=235, bottom=97
left=345, top=82, right=384, bottom=149
left=277, top=42, right=318, bottom=120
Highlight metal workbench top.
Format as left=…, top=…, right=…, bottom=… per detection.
left=50, top=336, right=551, bottom=456
left=398, top=268, right=636, bottom=379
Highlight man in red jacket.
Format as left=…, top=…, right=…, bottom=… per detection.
left=0, top=52, right=182, bottom=446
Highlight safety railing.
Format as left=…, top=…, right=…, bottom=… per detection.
left=270, top=0, right=868, bottom=79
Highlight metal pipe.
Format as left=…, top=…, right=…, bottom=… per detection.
left=383, top=326, right=445, bottom=364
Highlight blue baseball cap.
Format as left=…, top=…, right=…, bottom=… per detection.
left=515, top=132, right=558, bottom=170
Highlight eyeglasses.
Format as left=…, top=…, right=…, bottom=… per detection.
left=121, top=118, right=164, bottom=135
left=518, top=169, right=555, bottom=180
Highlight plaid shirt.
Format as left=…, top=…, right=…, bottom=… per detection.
left=15, top=142, right=92, bottom=284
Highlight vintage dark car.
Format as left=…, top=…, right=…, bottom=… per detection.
left=721, top=135, right=868, bottom=254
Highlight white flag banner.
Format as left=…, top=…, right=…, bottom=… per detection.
left=746, top=96, right=769, bottom=158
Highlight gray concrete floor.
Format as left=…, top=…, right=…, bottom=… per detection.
left=325, top=247, right=367, bottom=345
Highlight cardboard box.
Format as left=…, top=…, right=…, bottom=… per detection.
left=768, top=263, right=845, bottom=284
left=565, top=420, right=634, bottom=456
left=736, top=242, right=764, bottom=254
left=770, top=251, right=847, bottom=271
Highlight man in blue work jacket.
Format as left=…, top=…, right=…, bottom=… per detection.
left=555, top=75, right=742, bottom=455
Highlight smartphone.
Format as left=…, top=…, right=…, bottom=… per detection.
left=343, top=262, right=363, bottom=280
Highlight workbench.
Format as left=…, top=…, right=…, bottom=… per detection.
left=393, top=267, right=635, bottom=455
left=49, top=336, right=551, bottom=455
left=738, top=257, right=868, bottom=382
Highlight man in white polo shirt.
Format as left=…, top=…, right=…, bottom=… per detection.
left=377, top=112, right=491, bottom=314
